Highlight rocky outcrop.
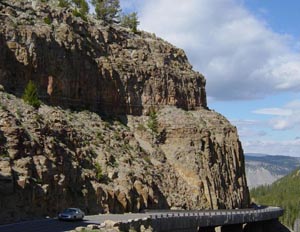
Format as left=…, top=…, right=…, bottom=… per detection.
left=0, top=0, right=206, bottom=115
left=0, top=0, right=249, bottom=224
left=0, top=91, right=249, bottom=223
left=128, top=107, right=249, bottom=210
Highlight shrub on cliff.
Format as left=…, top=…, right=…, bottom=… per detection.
left=58, top=0, right=71, bottom=8
left=43, top=16, right=52, bottom=25
left=120, top=12, right=139, bottom=33
left=72, top=8, right=88, bottom=21
left=71, top=0, right=89, bottom=21
left=22, top=80, right=41, bottom=109
left=72, top=0, right=89, bottom=14
left=92, top=0, right=121, bottom=23
left=147, top=108, right=158, bottom=134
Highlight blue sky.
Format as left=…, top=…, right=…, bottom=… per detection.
left=118, top=0, right=300, bottom=156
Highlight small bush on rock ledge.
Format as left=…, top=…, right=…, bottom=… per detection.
left=22, top=80, right=41, bottom=109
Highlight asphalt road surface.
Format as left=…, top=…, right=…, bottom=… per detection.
left=0, top=208, right=272, bottom=232
left=0, top=214, right=148, bottom=232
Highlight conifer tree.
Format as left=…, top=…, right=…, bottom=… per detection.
left=147, top=108, right=158, bottom=134
left=58, top=0, right=70, bottom=8
left=121, top=12, right=139, bottom=33
left=92, top=0, right=121, bottom=23
left=22, top=80, right=41, bottom=109
left=72, top=0, right=89, bottom=15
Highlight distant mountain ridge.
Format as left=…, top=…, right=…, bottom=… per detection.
left=245, top=153, right=300, bottom=188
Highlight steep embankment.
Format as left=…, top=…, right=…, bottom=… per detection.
left=0, top=0, right=249, bottom=223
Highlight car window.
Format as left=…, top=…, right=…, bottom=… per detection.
left=63, top=209, right=76, bottom=213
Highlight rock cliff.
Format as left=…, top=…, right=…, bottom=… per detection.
left=0, top=0, right=206, bottom=115
left=0, top=0, right=249, bottom=224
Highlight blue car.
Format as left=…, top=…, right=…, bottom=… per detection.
left=58, top=208, right=85, bottom=221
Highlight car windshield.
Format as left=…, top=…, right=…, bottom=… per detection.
left=62, top=208, right=77, bottom=213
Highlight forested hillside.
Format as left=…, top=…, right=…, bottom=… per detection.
left=251, top=168, right=300, bottom=228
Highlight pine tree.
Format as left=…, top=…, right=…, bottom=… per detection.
left=58, top=0, right=70, bottom=8
left=147, top=108, right=158, bottom=134
left=92, top=0, right=121, bottom=23
left=120, top=12, right=139, bottom=33
left=71, top=0, right=89, bottom=20
left=22, top=80, right=41, bottom=109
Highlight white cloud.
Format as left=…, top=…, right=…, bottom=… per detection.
left=253, top=100, right=300, bottom=130
left=137, top=0, right=300, bottom=100
left=243, top=139, right=300, bottom=157
left=253, top=108, right=292, bottom=116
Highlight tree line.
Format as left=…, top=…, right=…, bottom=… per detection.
left=250, top=168, right=300, bottom=228
left=57, top=0, right=139, bottom=32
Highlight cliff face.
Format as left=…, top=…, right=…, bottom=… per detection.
left=0, top=0, right=206, bottom=115
left=0, top=0, right=249, bottom=224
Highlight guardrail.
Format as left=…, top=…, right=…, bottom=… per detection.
left=116, top=207, right=284, bottom=232
left=148, top=207, right=283, bottom=227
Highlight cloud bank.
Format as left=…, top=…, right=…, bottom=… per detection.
left=243, top=139, right=300, bottom=157
left=138, top=0, right=300, bottom=101
left=254, top=100, right=300, bottom=130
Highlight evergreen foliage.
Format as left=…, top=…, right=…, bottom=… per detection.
left=71, top=0, right=89, bottom=20
left=58, top=0, right=70, bottom=8
left=72, top=8, right=87, bottom=21
left=43, top=16, right=52, bottom=25
left=147, top=108, right=158, bottom=134
left=22, top=80, right=41, bottom=109
left=251, top=168, right=300, bottom=228
left=91, top=0, right=121, bottom=23
left=72, top=0, right=89, bottom=13
left=95, top=162, right=103, bottom=181
left=120, top=12, right=139, bottom=33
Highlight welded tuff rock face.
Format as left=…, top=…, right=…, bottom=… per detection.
left=0, top=0, right=206, bottom=115
left=0, top=0, right=249, bottom=224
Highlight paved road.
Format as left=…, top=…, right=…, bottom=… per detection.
left=0, top=208, right=281, bottom=232
left=0, top=214, right=149, bottom=232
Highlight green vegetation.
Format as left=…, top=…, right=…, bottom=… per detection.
left=143, top=155, right=151, bottom=164
left=72, top=0, right=89, bottom=15
left=91, top=0, right=121, bottom=23
left=120, top=12, right=139, bottom=33
left=43, top=16, right=52, bottom=25
left=147, top=108, right=158, bottom=134
left=22, top=80, right=41, bottom=109
left=72, top=8, right=88, bottom=21
left=58, top=0, right=71, bottom=8
left=251, top=168, right=300, bottom=228
left=95, top=162, right=110, bottom=183
left=0, top=152, right=9, bottom=158
left=95, top=162, right=103, bottom=181
left=57, top=0, right=139, bottom=28
left=137, top=123, right=146, bottom=132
